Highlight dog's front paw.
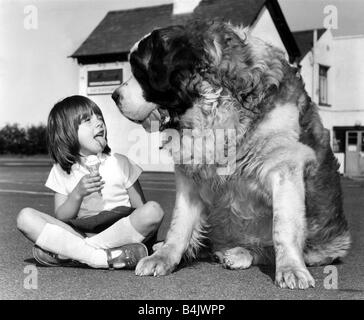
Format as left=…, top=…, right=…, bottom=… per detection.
left=135, top=247, right=179, bottom=277
left=275, top=265, right=315, bottom=289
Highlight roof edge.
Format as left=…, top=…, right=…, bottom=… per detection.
left=71, top=11, right=110, bottom=58
left=70, top=52, right=129, bottom=64
left=107, top=3, right=173, bottom=15
left=249, top=0, right=268, bottom=27
left=265, top=0, right=301, bottom=62
left=292, top=28, right=326, bottom=34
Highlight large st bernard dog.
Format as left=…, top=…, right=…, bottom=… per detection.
left=112, top=21, right=350, bottom=289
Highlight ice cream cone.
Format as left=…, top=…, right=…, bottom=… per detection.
left=85, top=155, right=102, bottom=196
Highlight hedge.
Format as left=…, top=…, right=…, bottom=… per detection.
left=0, top=124, right=48, bottom=155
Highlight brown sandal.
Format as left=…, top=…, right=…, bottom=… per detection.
left=32, top=245, right=81, bottom=267
left=105, top=243, right=148, bottom=270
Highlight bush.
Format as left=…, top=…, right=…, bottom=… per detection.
left=26, top=124, right=48, bottom=154
left=0, top=123, right=48, bottom=155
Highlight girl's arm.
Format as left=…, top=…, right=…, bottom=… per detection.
left=127, top=180, right=146, bottom=209
left=54, top=174, right=104, bottom=221
left=53, top=190, right=83, bottom=221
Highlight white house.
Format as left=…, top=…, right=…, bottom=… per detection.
left=293, top=29, right=364, bottom=175
left=71, top=0, right=300, bottom=171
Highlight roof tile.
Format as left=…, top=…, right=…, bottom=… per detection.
left=72, top=0, right=266, bottom=57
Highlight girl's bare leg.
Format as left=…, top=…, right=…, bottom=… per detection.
left=129, top=201, right=164, bottom=237
left=17, top=208, right=109, bottom=268
left=17, top=207, right=84, bottom=243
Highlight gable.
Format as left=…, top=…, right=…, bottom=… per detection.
left=250, top=7, right=287, bottom=55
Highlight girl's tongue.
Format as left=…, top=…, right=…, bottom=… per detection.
left=95, top=136, right=106, bottom=148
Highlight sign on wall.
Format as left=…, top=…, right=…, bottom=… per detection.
left=87, top=69, right=123, bottom=95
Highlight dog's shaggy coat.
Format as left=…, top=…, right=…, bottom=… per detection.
left=112, top=21, right=350, bottom=289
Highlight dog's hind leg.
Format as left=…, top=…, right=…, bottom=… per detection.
left=304, top=230, right=351, bottom=266
left=214, top=246, right=275, bottom=269
left=214, top=247, right=253, bottom=269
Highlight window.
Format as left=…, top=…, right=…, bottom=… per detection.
left=334, top=128, right=364, bottom=153
left=319, top=65, right=329, bottom=105
left=348, top=132, right=358, bottom=145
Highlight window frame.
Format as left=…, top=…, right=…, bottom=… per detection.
left=318, top=64, right=330, bottom=106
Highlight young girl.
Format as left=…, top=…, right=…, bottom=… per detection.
left=17, top=95, right=165, bottom=269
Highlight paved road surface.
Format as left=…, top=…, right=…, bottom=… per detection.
left=0, top=160, right=363, bottom=299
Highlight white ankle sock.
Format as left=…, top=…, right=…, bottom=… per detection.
left=35, top=223, right=108, bottom=268
left=85, top=216, right=145, bottom=250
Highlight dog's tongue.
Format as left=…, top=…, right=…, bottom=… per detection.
left=142, top=109, right=162, bottom=133
left=142, top=109, right=170, bottom=133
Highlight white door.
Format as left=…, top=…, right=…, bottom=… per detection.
left=345, top=131, right=364, bottom=176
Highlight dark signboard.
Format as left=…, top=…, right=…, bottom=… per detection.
left=87, top=69, right=123, bottom=95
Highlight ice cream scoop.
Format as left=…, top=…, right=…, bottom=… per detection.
left=85, top=155, right=102, bottom=196
left=85, top=155, right=100, bottom=174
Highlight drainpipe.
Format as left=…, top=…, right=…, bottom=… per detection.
left=312, top=29, right=317, bottom=102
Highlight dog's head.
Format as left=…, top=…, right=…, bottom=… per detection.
left=113, top=21, right=287, bottom=133
left=112, top=22, right=207, bottom=131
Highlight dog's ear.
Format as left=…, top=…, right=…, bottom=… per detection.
left=147, top=26, right=204, bottom=92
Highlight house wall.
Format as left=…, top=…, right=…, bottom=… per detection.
left=300, top=32, right=364, bottom=131
left=79, top=62, right=174, bottom=171
left=334, top=35, right=364, bottom=116
left=300, top=30, right=334, bottom=105
left=299, top=32, right=364, bottom=174
left=331, top=36, right=364, bottom=175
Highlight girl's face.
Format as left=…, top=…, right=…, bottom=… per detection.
left=78, top=113, right=107, bottom=156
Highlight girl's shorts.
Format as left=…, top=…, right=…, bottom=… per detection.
left=68, top=206, right=135, bottom=234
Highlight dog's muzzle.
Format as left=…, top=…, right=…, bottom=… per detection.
left=111, top=88, right=122, bottom=104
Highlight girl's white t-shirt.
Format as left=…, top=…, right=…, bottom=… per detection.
left=45, top=153, right=142, bottom=219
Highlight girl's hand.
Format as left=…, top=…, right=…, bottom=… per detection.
left=74, top=174, right=105, bottom=199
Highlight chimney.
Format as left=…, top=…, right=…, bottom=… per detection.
left=173, top=0, right=201, bottom=15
